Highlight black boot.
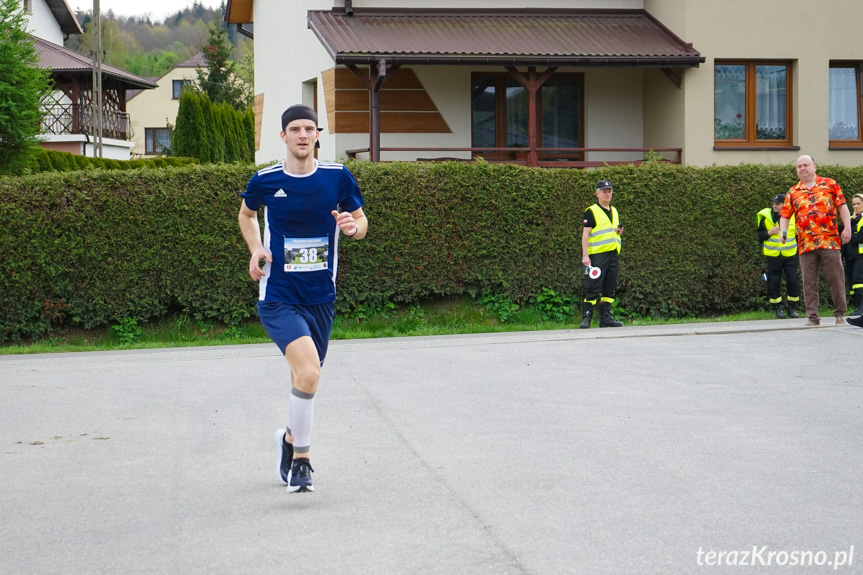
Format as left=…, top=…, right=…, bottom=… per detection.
left=579, top=303, right=594, bottom=329
left=786, top=301, right=799, bottom=318
left=598, top=303, right=623, bottom=328
left=847, top=292, right=863, bottom=316
left=774, top=303, right=786, bottom=319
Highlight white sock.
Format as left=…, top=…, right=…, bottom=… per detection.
left=288, top=387, right=315, bottom=455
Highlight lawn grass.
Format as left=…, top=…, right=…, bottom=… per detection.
left=0, top=296, right=786, bottom=355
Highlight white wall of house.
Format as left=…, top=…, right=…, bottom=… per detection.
left=254, top=0, right=331, bottom=163
left=25, top=0, right=63, bottom=44
left=583, top=68, right=644, bottom=163
left=127, top=67, right=198, bottom=157
left=646, top=0, right=863, bottom=167
left=42, top=135, right=134, bottom=159
left=642, top=68, right=685, bottom=162
left=83, top=138, right=134, bottom=160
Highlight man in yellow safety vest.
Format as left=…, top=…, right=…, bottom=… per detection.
left=580, top=179, right=623, bottom=329
left=756, top=193, right=800, bottom=318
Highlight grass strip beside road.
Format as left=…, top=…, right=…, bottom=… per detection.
left=1, top=297, right=784, bottom=355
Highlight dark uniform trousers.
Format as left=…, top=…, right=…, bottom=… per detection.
left=584, top=251, right=620, bottom=305
left=765, top=254, right=800, bottom=303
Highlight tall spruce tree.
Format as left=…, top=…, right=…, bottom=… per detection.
left=0, top=0, right=53, bottom=175
left=196, top=20, right=244, bottom=110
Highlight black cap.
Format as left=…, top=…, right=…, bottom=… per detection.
left=771, top=193, right=786, bottom=204
left=281, top=105, right=320, bottom=132
left=596, top=179, right=613, bottom=190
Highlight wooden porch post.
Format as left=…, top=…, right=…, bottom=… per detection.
left=70, top=80, right=80, bottom=134
left=346, top=61, right=400, bottom=162
left=505, top=66, right=557, bottom=166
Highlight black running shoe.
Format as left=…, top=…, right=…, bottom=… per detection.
left=273, top=428, right=293, bottom=485
left=287, top=458, right=314, bottom=493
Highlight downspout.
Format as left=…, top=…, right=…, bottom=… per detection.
left=82, top=131, right=89, bottom=157
left=371, top=59, right=386, bottom=162
left=344, top=0, right=353, bottom=16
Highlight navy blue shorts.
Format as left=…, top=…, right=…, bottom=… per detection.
left=256, top=301, right=335, bottom=365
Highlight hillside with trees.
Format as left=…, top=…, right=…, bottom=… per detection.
left=64, top=1, right=252, bottom=84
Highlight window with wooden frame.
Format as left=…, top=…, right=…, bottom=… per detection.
left=144, top=127, right=172, bottom=155
left=471, top=72, right=584, bottom=160
left=714, top=61, right=793, bottom=147
left=829, top=62, right=863, bottom=147
left=172, top=80, right=191, bottom=100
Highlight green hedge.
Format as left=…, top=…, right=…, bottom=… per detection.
left=1, top=161, right=860, bottom=342
left=27, top=148, right=199, bottom=173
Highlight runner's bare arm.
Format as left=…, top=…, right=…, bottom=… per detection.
left=239, top=200, right=272, bottom=280
left=331, top=207, right=368, bottom=240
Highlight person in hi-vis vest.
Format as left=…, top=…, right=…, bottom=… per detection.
left=756, top=193, right=800, bottom=318
left=580, top=179, right=623, bottom=329
left=842, top=194, right=863, bottom=318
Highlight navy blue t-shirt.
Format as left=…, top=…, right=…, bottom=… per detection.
left=241, top=160, right=364, bottom=304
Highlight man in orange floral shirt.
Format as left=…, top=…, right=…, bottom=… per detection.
left=780, top=155, right=851, bottom=326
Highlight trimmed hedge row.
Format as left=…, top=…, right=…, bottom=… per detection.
left=27, top=149, right=199, bottom=173
left=2, top=161, right=861, bottom=341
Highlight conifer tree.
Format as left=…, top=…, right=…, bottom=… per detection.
left=0, top=0, right=53, bottom=175
left=200, top=95, right=223, bottom=162
left=230, top=105, right=247, bottom=163
left=196, top=20, right=244, bottom=110
left=171, top=90, right=207, bottom=160
left=243, top=106, right=255, bottom=162
left=219, top=103, right=239, bottom=163
left=222, top=104, right=243, bottom=162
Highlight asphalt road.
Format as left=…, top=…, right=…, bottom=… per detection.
left=2, top=320, right=862, bottom=575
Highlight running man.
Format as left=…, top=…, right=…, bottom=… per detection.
left=238, top=104, right=367, bottom=492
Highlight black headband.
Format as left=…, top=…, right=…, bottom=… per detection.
left=281, top=105, right=319, bottom=132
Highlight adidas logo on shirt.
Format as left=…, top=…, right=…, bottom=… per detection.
left=274, top=189, right=287, bottom=198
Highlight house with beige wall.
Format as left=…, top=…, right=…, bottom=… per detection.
left=126, top=54, right=205, bottom=157
left=27, top=0, right=155, bottom=159
left=226, top=0, right=863, bottom=168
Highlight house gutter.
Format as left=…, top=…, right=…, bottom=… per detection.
left=334, top=55, right=705, bottom=68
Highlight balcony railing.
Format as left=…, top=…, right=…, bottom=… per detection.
left=345, top=147, right=682, bottom=167
left=40, top=103, right=132, bottom=141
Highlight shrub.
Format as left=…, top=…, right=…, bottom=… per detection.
left=2, top=160, right=861, bottom=342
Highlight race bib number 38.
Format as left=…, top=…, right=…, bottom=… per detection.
left=284, top=237, right=329, bottom=272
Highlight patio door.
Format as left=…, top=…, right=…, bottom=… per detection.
left=471, top=72, right=583, bottom=161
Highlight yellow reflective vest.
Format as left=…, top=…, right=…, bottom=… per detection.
left=587, top=204, right=621, bottom=255
left=855, top=217, right=863, bottom=255
left=757, top=208, right=797, bottom=257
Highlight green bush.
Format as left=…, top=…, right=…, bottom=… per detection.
left=535, top=288, right=572, bottom=322
left=26, top=149, right=199, bottom=174
left=1, top=160, right=861, bottom=342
